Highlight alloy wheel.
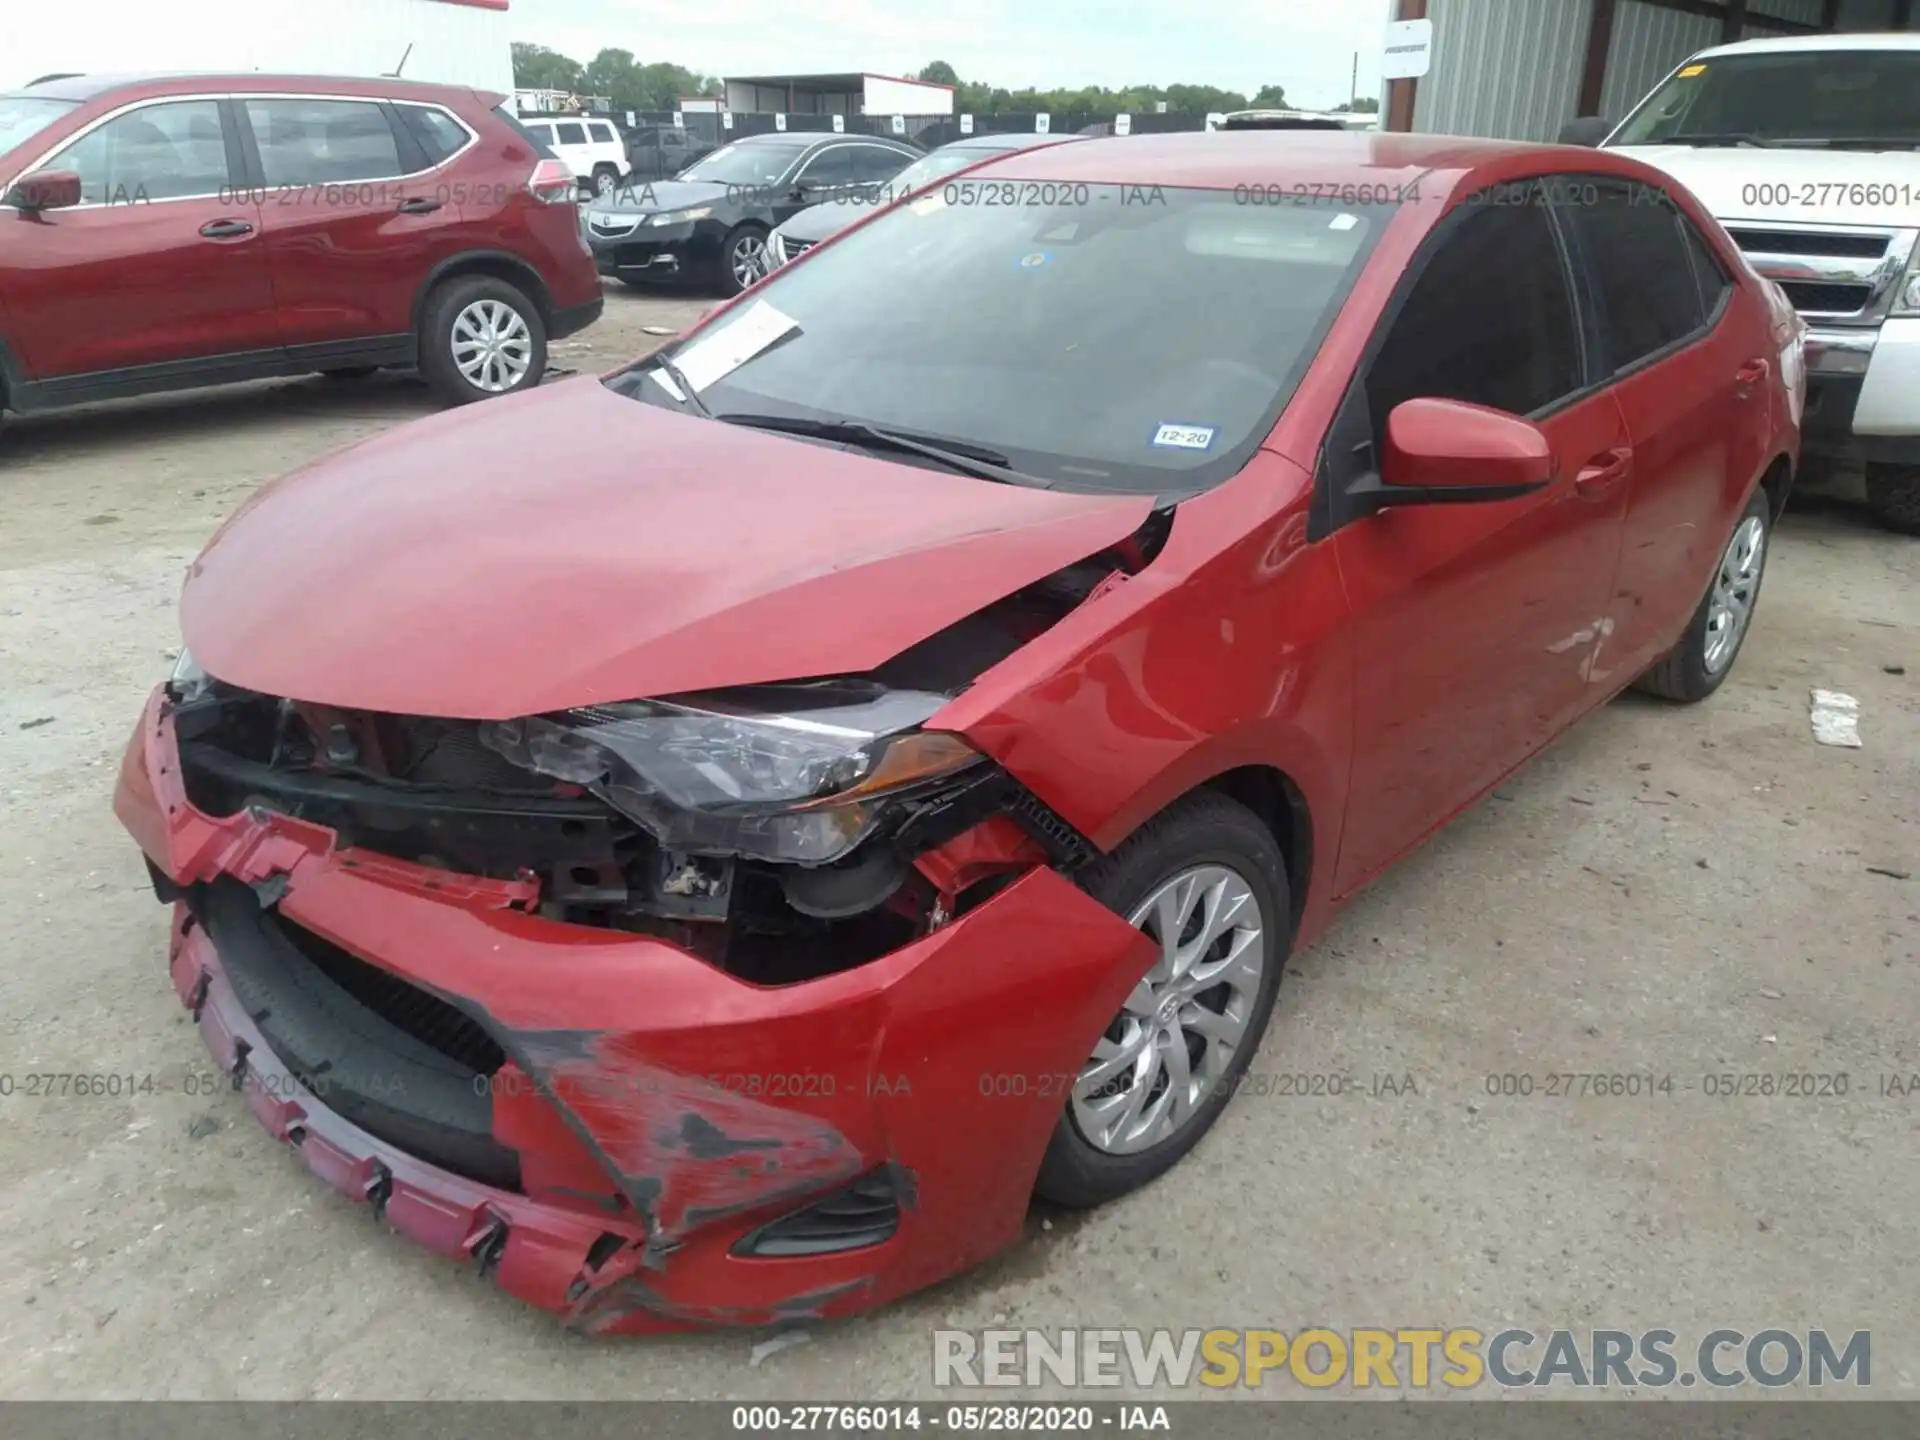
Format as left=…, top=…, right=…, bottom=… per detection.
left=1069, top=864, right=1268, bottom=1156
left=731, top=234, right=768, bottom=288
left=450, top=299, right=534, bottom=394
left=594, top=170, right=617, bottom=196
left=1704, top=514, right=1766, bottom=675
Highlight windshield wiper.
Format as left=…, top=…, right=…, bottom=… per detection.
left=715, top=413, right=1054, bottom=488
left=647, top=355, right=713, bottom=418
left=1668, top=131, right=1778, bottom=148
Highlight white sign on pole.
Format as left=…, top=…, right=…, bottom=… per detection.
left=832, top=113, right=845, bottom=132
left=1114, top=113, right=1132, bottom=136
left=626, top=110, right=637, bottom=127
left=722, top=110, right=734, bottom=130
left=672, top=110, right=685, bottom=128
left=1035, top=112, right=1051, bottom=134
left=1383, top=17, right=1434, bottom=81
left=775, top=112, right=788, bottom=131
left=959, top=113, right=974, bottom=134
left=891, top=114, right=906, bottom=135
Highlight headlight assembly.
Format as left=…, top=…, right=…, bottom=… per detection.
left=479, top=682, right=983, bottom=865
left=167, top=647, right=214, bottom=704
left=650, top=206, right=712, bottom=226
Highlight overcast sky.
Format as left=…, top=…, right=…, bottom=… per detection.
left=515, top=0, right=1397, bottom=111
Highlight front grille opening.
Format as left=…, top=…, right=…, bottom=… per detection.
left=1778, top=281, right=1873, bottom=314
left=735, top=1168, right=903, bottom=1257
left=1727, top=228, right=1889, bottom=260
left=280, top=920, right=506, bottom=1076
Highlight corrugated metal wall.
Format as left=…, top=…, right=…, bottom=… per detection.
left=1747, top=0, right=1827, bottom=23
left=1833, top=0, right=1919, bottom=27
left=1412, top=0, right=1594, bottom=140
left=1598, top=0, right=1721, bottom=119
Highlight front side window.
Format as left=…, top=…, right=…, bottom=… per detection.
left=44, top=100, right=229, bottom=204
left=1558, top=183, right=1705, bottom=371
left=1612, top=50, right=1920, bottom=150
left=245, top=99, right=402, bottom=185
left=621, top=183, right=1394, bottom=495
left=1367, top=187, right=1582, bottom=434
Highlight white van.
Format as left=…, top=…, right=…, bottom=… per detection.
left=519, top=115, right=628, bottom=198
left=1592, top=33, right=1920, bottom=534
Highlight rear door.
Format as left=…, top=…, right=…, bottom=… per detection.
left=1330, top=180, right=1634, bottom=893
left=239, top=95, right=468, bottom=356
left=1554, top=179, right=1769, bottom=682
left=3, top=96, right=277, bottom=382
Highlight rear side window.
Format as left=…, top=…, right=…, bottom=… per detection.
left=1366, top=186, right=1583, bottom=430
left=555, top=121, right=587, bottom=146
left=589, top=122, right=617, bottom=144
left=399, top=105, right=471, bottom=166
left=850, top=144, right=914, bottom=181
left=245, top=98, right=402, bottom=185
left=1683, top=217, right=1735, bottom=322
left=1558, top=183, right=1705, bottom=372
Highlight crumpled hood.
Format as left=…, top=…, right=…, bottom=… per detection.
left=1608, top=144, right=1920, bottom=230
left=181, top=378, right=1154, bottom=719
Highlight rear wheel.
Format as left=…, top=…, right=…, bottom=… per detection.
left=1634, top=486, right=1771, bottom=702
left=418, top=276, right=547, bottom=407
left=1035, top=791, right=1288, bottom=1209
left=1865, top=462, right=1920, bottom=536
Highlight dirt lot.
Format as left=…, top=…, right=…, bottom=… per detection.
left=0, top=284, right=1914, bottom=1399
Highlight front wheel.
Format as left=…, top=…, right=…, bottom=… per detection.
left=418, top=276, right=547, bottom=407
left=1633, top=486, right=1771, bottom=702
left=1035, top=791, right=1289, bottom=1209
left=591, top=165, right=621, bottom=199
left=718, top=224, right=769, bottom=296
left=1864, top=462, right=1920, bottom=536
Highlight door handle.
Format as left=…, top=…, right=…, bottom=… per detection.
left=397, top=196, right=444, bottom=215
left=199, top=218, right=254, bottom=239
left=1574, top=446, right=1632, bottom=500
left=1735, top=358, right=1771, bottom=395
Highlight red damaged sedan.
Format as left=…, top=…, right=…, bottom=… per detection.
left=115, top=133, right=1801, bottom=1332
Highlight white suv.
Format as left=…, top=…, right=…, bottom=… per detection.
left=1596, top=33, right=1920, bottom=533
left=519, top=115, right=628, bottom=199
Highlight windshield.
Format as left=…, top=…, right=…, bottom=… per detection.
left=1612, top=50, right=1920, bottom=149
left=618, top=182, right=1392, bottom=495
left=678, top=139, right=809, bottom=185
left=0, top=96, right=80, bottom=161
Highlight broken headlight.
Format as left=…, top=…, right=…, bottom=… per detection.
left=167, top=647, right=215, bottom=704
left=478, top=682, right=982, bottom=865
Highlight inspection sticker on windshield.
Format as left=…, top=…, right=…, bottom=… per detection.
left=1018, top=251, right=1053, bottom=269
left=668, top=300, right=800, bottom=392
left=1329, top=213, right=1360, bottom=231
left=1152, top=423, right=1215, bottom=451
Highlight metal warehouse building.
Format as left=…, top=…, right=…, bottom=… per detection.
left=1385, top=0, right=1920, bottom=140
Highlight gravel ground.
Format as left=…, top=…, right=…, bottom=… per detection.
left=0, top=283, right=1914, bottom=1399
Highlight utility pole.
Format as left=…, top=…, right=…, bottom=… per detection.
left=1351, top=51, right=1359, bottom=107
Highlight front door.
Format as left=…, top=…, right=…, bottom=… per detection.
left=3, top=97, right=277, bottom=381
left=1331, top=183, right=1633, bottom=894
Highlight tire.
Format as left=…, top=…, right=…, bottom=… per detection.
left=590, top=164, right=620, bottom=199
left=1634, top=486, right=1771, bottom=703
left=320, top=366, right=379, bottom=381
left=717, top=223, right=770, bottom=296
left=418, top=275, right=547, bottom=408
left=1034, top=791, right=1289, bottom=1209
left=1865, top=462, right=1920, bottom=536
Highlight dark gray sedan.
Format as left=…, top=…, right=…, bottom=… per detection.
left=582, top=132, right=921, bottom=295
left=766, top=132, right=1088, bottom=269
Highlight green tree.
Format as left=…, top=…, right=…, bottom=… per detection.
left=1249, top=84, right=1289, bottom=108
left=918, top=60, right=960, bottom=86
left=1337, top=96, right=1381, bottom=114
left=583, top=48, right=645, bottom=109
left=511, top=43, right=584, bottom=93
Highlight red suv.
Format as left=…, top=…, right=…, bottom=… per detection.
left=0, top=73, right=602, bottom=414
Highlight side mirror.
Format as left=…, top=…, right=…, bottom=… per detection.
left=1557, top=116, right=1615, bottom=148
left=1346, top=398, right=1556, bottom=515
left=8, top=169, right=82, bottom=213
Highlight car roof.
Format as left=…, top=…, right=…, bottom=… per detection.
left=11, top=72, right=494, bottom=105
left=971, top=129, right=1570, bottom=190
left=943, top=132, right=1082, bottom=152
left=1692, top=31, right=1920, bottom=59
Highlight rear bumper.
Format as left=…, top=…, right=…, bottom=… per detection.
left=114, top=688, right=1153, bottom=1332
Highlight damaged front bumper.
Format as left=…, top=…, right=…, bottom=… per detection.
left=115, top=688, right=1154, bottom=1333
